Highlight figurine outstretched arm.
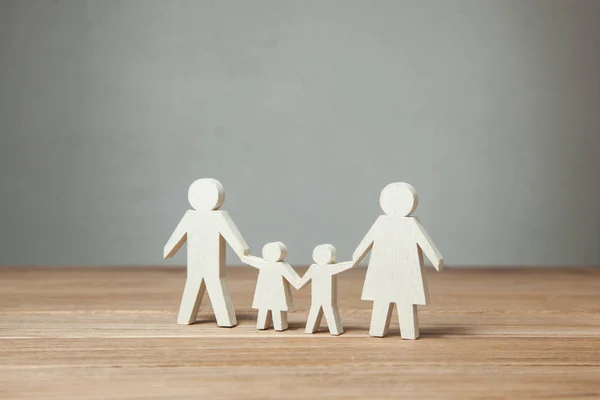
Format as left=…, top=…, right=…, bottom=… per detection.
left=297, top=265, right=315, bottom=289
left=241, top=255, right=264, bottom=269
left=413, top=218, right=443, bottom=271
left=329, top=261, right=354, bottom=275
left=218, top=211, right=250, bottom=259
left=281, top=263, right=302, bottom=289
left=352, top=216, right=384, bottom=265
left=163, top=211, right=191, bottom=259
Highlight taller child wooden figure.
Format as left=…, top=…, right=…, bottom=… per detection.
left=352, top=182, right=443, bottom=339
left=243, top=242, right=301, bottom=332
left=163, top=178, right=250, bottom=327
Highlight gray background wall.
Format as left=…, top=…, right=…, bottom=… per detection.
left=0, top=0, right=599, bottom=266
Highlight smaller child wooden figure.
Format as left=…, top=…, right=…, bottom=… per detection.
left=243, top=242, right=301, bottom=332
left=298, top=244, right=354, bottom=336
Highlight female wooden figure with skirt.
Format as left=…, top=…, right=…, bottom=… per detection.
left=243, top=242, right=301, bottom=331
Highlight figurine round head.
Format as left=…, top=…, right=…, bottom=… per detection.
left=379, top=182, right=418, bottom=217
left=188, top=178, right=225, bottom=211
left=262, top=242, right=288, bottom=262
left=313, top=244, right=336, bottom=264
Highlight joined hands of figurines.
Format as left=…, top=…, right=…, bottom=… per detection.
left=242, top=242, right=301, bottom=332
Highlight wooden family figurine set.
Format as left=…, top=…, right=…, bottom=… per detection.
left=164, top=178, right=443, bottom=339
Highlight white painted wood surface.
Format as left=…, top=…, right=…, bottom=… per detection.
left=299, top=244, right=354, bottom=336
left=243, top=242, right=302, bottom=331
left=352, top=182, right=443, bottom=339
left=163, top=178, right=250, bottom=327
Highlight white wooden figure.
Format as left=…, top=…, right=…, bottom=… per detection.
left=352, top=182, right=443, bottom=339
left=163, top=178, right=250, bottom=327
left=242, top=242, right=301, bottom=332
left=299, top=244, right=353, bottom=336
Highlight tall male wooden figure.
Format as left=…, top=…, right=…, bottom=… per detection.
left=164, top=178, right=250, bottom=327
left=353, top=182, right=443, bottom=339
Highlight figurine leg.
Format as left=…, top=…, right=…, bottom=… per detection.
left=272, top=311, right=288, bottom=331
left=369, top=301, right=393, bottom=337
left=205, top=276, right=237, bottom=327
left=177, top=276, right=206, bottom=325
left=304, top=305, right=324, bottom=334
left=323, top=305, right=344, bottom=336
left=257, top=309, right=272, bottom=330
left=398, top=303, right=419, bottom=340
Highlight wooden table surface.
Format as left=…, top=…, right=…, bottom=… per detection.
left=1, top=266, right=599, bottom=399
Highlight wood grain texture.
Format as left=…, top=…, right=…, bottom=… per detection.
left=1, top=266, right=599, bottom=399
